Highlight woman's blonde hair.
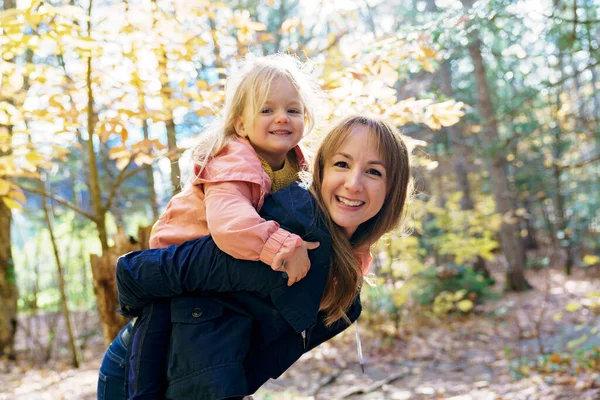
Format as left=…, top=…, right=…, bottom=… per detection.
left=309, top=115, right=412, bottom=326
left=192, top=54, right=321, bottom=170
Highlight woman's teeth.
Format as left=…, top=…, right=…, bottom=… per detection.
left=336, top=196, right=363, bottom=207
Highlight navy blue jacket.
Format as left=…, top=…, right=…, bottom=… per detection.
left=117, top=183, right=362, bottom=399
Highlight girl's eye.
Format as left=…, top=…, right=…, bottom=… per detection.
left=333, top=161, right=349, bottom=168
left=260, top=108, right=272, bottom=114
left=288, top=109, right=301, bottom=114
left=367, top=168, right=383, bottom=177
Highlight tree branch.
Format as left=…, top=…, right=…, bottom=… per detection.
left=541, top=12, right=600, bottom=25
left=500, top=59, right=600, bottom=148
left=13, top=182, right=97, bottom=222
left=558, top=154, right=600, bottom=170
left=103, top=157, right=147, bottom=214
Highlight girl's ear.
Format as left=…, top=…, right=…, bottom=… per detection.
left=234, top=116, right=246, bottom=137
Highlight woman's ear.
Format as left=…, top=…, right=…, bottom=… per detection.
left=234, top=116, right=246, bottom=137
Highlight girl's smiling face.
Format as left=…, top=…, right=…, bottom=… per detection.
left=235, top=76, right=305, bottom=170
left=321, top=124, right=387, bottom=238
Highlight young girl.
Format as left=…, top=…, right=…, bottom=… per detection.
left=126, top=54, right=323, bottom=399
left=101, top=115, right=412, bottom=399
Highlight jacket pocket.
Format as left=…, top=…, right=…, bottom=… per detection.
left=170, top=296, right=224, bottom=324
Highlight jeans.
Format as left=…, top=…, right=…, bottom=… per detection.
left=97, top=323, right=130, bottom=400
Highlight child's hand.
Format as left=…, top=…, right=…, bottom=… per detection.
left=277, top=241, right=319, bottom=287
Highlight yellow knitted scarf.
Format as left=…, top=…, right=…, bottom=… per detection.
left=259, top=151, right=300, bottom=193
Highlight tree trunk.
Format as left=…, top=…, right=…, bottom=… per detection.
left=0, top=201, right=17, bottom=360
left=460, top=0, right=531, bottom=291
left=39, top=177, right=79, bottom=367
left=91, top=226, right=152, bottom=344
left=143, top=119, right=159, bottom=221
left=438, top=58, right=492, bottom=279
left=0, top=0, right=19, bottom=361
left=100, top=142, right=125, bottom=227
left=85, top=1, right=107, bottom=252
left=521, top=198, right=538, bottom=250
left=555, top=56, right=574, bottom=275
left=166, top=119, right=181, bottom=195
left=152, top=0, right=181, bottom=196
left=585, top=0, right=600, bottom=149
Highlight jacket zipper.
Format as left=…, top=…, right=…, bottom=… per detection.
left=301, top=330, right=306, bottom=349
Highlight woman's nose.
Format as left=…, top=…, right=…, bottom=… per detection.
left=344, top=170, right=363, bottom=192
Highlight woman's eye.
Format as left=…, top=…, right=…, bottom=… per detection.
left=333, top=161, right=349, bottom=168
left=367, top=168, right=383, bottom=177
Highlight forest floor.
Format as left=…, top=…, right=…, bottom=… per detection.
left=1, top=260, right=600, bottom=399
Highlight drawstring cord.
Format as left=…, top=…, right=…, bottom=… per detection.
left=355, top=320, right=364, bottom=373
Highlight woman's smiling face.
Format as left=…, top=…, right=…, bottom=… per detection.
left=321, top=124, right=387, bottom=238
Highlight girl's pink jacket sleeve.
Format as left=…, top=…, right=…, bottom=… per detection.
left=149, top=138, right=306, bottom=270
left=203, top=180, right=303, bottom=269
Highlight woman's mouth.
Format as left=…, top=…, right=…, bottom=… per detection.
left=336, top=196, right=364, bottom=207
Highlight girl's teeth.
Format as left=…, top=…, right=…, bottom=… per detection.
left=337, top=196, right=363, bottom=207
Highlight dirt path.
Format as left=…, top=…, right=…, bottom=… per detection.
left=2, top=267, right=600, bottom=399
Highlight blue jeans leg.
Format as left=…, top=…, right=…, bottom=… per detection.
left=98, top=324, right=130, bottom=400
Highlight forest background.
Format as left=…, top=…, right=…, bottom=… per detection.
left=0, top=0, right=599, bottom=398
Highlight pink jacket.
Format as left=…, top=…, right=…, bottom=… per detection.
left=149, top=138, right=309, bottom=269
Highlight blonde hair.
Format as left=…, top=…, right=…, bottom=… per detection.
left=309, top=115, right=411, bottom=326
left=192, top=54, right=322, bottom=171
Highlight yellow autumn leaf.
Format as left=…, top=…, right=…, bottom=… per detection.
left=117, top=126, right=128, bottom=143
left=134, top=153, right=153, bottom=166
left=196, top=107, right=214, bottom=117
left=116, top=156, right=131, bottom=171
left=2, top=196, right=23, bottom=211
left=565, top=302, right=582, bottom=312
left=457, top=299, right=474, bottom=313
left=583, top=255, right=599, bottom=266
left=196, top=80, right=209, bottom=91
left=567, top=334, right=588, bottom=349
left=391, top=288, right=409, bottom=308
left=453, top=289, right=467, bottom=301
left=8, top=188, right=25, bottom=203
left=257, top=32, right=275, bottom=43
left=552, top=312, right=563, bottom=322
left=109, top=146, right=130, bottom=160
left=424, top=100, right=465, bottom=130
left=0, top=179, right=10, bottom=195
left=377, top=62, right=399, bottom=87
left=363, top=81, right=396, bottom=100
left=249, top=21, right=266, bottom=31
left=281, top=17, right=300, bottom=34
left=25, top=151, right=44, bottom=166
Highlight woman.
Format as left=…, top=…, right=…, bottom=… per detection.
left=98, top=115, right=411, bottom=399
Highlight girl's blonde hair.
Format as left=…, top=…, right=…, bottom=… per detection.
left=309, top=115, right=412, bottom=326
left=192, top=54, right=321, bottom=170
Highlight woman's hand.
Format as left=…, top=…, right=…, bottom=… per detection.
left=275, top=241, right=320, bottom=286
